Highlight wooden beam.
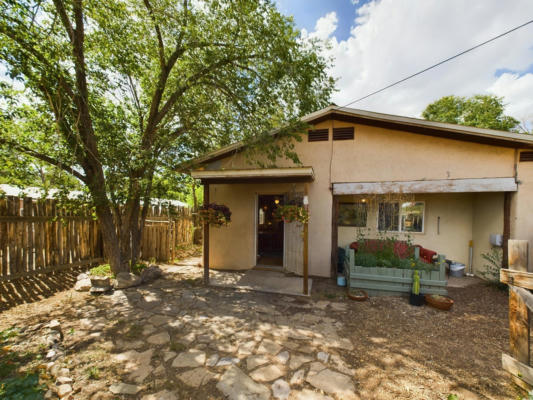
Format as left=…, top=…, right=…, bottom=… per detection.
left=503, top=192, right=512, bottom=268
left=331, top=196, right=339, bottom=279
left=303, top=184, right=309, bottom=295
left=501, top=269, right=533, bottom=290
left=333, top=177, right=517, bottom=195
left=203, top=184, right=210, bottom=285
left=502, top=353, right=533, bottom=390
left=508, top=240, right=530, bottom=366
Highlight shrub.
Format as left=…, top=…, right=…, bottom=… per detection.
left=89, top=264, right=112, bottom=277
left=481, top=247, right=507, bottom=290
left=131, top=262, right=147, bottom=276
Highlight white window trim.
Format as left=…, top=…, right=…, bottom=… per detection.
left=377, top=201, right=425, bottom=234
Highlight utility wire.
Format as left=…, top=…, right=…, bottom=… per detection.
left=338, top=18, right=533, bottom=108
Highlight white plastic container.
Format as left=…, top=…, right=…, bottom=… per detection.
left=450, top=262, right=465, bottom=277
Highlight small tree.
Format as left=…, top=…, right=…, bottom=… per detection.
left=422, top=94, right=520, bottom=132
left=0, top=0, right=334, bottom=273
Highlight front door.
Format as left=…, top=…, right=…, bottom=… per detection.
left=257, top=195, right=284, bottom=267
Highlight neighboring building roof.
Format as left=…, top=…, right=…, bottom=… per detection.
left=187, top=106, right=533, bottom=168
left=0, top=184, right=188, bottom=207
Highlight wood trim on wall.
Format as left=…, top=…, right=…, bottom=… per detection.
left=503, top=192, right=512, bottom=268
left=203, top=184, right=210, bottom=285
left=331, top=195, right=339, bottom=279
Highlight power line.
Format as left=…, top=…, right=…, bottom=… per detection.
left=338, top=18, right=533, bottom=108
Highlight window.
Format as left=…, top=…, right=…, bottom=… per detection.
left=378, top=201, right=425, bottom=233
left=308, top=129, right=329, bottom=142
left=378, top=202, right=399, bottom=231
left=332, top=127, right=354, bottom=140
left=338, top=202, right=367, bottom=227
left=400, top=202, right=424, bottom=232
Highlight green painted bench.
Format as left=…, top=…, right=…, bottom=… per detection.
left=344, top=246, right=448, bottom=296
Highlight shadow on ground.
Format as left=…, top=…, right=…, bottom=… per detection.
left=0, top=269, right=83, bottom=311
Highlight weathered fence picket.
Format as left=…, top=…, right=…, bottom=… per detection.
left=0, top=196, right=193, bottom=281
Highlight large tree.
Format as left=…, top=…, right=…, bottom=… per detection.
left=0, top=0, right=334, bottom=273
left=422, top=94, right=519, bottom=131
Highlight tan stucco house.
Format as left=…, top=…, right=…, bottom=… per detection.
left=189, top=106, right=533, bottom=279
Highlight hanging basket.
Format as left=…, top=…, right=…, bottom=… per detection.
left=198, top=203, right=231, bottom=227
left=273, top=205, right=309, bottom=224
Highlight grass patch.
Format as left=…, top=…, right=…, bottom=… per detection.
left=86, top=366, right=100, bottom=380
left=89, top=264, right=113, bottom=277
left=132, top=262, right=147, bottom=276
left=0, top=328, right=45, bottom=399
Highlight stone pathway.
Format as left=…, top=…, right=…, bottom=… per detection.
left=33, top=263, right=359, bottom=399
left=0, top=257, right=516, bottom=399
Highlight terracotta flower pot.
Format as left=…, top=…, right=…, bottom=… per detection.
left=425, top=294, right=454, bottom=310
left=347, top=289, right=368, bottom=302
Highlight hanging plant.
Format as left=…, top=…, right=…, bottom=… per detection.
left=198, top=203, right=232, bottom=227
left=274, top=205, right=309, bottom=224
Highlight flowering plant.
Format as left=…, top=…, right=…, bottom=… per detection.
left=273, top=205, right=309, bottom=224
left=198, top=203, right=231, bottom=227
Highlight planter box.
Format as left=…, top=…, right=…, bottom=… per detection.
left=344, top=247, right=447, bottom=296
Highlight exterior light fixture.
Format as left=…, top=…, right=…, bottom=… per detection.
left=274, top=199, right=280, bottom=204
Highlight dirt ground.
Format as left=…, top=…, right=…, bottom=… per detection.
left=0, top=260, right=521, bottom=400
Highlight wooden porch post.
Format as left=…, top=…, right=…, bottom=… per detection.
left=502, top=191, right=511, bottom=268
left=203, top=183, right=210, bottom=285
left=331, top=195, right=339, bottom=279
left=303, top=184, right=309, bottom=295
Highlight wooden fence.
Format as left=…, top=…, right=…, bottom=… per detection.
left=0, top=196, right=192, bottom=282
left=140, top=204, right=193, bottom=262
left=500, top=239, right=533, bottom=390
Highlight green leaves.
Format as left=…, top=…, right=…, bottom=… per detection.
left=422, top=94, right=520, bottom=132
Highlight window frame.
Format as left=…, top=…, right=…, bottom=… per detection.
left=338, top=202, right=368, bottom=227
left=377, top=201, right=425, bottom=234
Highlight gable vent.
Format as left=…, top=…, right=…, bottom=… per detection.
left=520, top=151, right=533, bottom=162
left=308, top=129, right=329, bottom=142
left=333, top=127, right=354, bottom=141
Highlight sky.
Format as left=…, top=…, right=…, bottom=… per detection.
left=275, top=0, right=533, bottom=124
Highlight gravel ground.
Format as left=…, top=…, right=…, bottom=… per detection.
left=0, top=261, right=521, bottom=400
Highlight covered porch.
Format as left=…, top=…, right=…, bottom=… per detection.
left=331, top=177, right=517, bottom=280
left=191, top=167, right=315, bottom=295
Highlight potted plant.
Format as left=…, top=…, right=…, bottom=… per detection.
left=409, top=270, right=425, bottom=306
left=198, top=203, right=231, bottom=227
left=273, top=204, right=309, bottom=224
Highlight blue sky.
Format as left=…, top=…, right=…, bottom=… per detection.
left=275, top=0, right=367, bottom=41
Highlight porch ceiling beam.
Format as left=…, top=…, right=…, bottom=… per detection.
left=332, top=177, right=517, bottom=195
left=191, top=167, right=315, bottom=183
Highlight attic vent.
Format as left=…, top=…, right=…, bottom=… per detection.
left=308, top=129, right=329, bottom=142
left=520, top=152, right=533, bottom=162
left=333, top=127, right=354, bottom=141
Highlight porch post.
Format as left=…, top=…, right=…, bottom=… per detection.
left=303, top=184, right=309, bottom=295
left=503, top=191, right=512, bottom=268
left=203, top=182, right=210, bottom=285
left=331, top=195, right=339, bottom=279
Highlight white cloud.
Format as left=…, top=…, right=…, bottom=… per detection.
left=488, top=73, right=533, bottom=123
left=302, top=11, right=338, bottom=41
left=305, top=0, right=533, bottom=123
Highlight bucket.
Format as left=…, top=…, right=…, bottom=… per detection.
left=337, top=275, right=346, bottom=287
left=450, top=263, right=465, bottom=278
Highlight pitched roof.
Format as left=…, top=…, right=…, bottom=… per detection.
left=186, top=106, right=533, bottom=167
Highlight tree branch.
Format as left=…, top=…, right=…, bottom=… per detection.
left=0, top=138, right=87, bottom=183
left=143, top=0, right=166, bottom=68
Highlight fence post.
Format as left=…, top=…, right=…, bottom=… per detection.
left=509, top=240, right=530, bottom=367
